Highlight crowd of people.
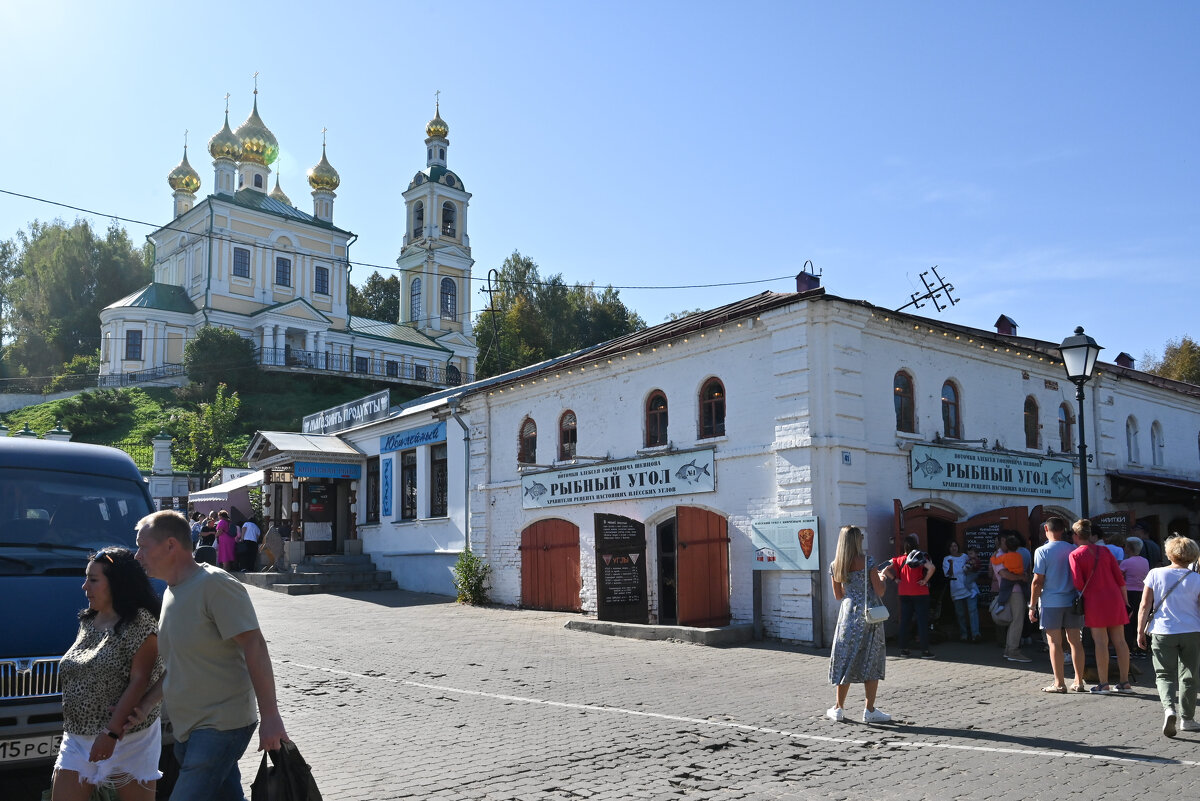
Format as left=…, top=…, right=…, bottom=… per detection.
left=188, top=511, right=286, bottom=573
left=827, top=518, right=1200, bottom=739
left=52, top=510, right=289, bottom=801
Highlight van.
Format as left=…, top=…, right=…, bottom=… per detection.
left=0, top=438, right=155, bottom=768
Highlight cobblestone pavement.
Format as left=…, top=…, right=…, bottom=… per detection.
left=213, top=588, right=1195, bottom=801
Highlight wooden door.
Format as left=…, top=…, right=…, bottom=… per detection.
left=675, top=507, right=730, bottom=627
left=520, top=519, right=581, bottom=612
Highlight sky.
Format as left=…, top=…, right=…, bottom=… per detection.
left=0, top=1, right=1196, bottom=365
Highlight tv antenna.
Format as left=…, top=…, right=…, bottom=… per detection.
left=895, top=266, right=959, bottom=313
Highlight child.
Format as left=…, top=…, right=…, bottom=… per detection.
left=990, top=535, right=1025, bottom=612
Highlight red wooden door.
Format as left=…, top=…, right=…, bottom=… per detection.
left=675, top=507, right=730, bottom=627
left=520, top=519, right=581, bottom=612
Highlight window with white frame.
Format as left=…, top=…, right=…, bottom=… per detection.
left=1151, top=421, right=1165, bottom=466
left=1127, top=416, right=1140, bottom=463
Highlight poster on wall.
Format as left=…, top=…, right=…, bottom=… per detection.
left=594, top=513, right=648, bottom=624
left=522, top=448, right=715, bottom=509
left=749, top=517, right=820, bottom=571
left=910, top=444, right=1074, bottom=499
left=303, top=483, right=334, bottom=541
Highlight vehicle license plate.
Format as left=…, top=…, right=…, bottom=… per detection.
left=0, top=733, right=62, bottom=762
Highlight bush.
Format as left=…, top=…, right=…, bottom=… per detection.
left=184, top=326, right=257, bottom=396
left=451, top=549, right=492, bottom=605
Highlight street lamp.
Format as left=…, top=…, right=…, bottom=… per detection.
left=1058, top=326, right=1103, bottom=518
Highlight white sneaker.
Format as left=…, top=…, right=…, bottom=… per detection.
left=863, top=707, right=892, bottom=724
left=825, top=706, right=844, bottom=722
left=1181, top=718, right=1200, bottom=732
left=1164, top=709, right=1178, bottom=738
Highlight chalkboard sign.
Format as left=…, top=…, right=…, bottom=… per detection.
left=1091, top=511, right=1134, bottom=542
left=595, top=513, right=648, bottom=624
left=963, top=522, right=1002, bottom=602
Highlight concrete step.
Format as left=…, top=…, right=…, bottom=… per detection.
left=235, top=553, right=397, bottom=595
left=271, top=580, right=399, bottom=595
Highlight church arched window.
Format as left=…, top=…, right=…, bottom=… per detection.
left=440, top=278, right=456, bottom=320
left=254, top=174, right=263, bottom=189
left=441, top=202, right=457, bottom=237
left=411, top=278, right=422, bottom=323
left=412, top=202, right=424, bottom=239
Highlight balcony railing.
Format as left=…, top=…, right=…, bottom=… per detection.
left=98, top=363, right=186, bottom=388
left=257, top=348, right=470, bottom=387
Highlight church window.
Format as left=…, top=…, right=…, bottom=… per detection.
left=427, top=148, right=432, bottom=161
left=233, top=247, right=250, bottom=278
left=124, top=330, right=143, bottom=361
left=411, top=277, right=422, bottom=322
left=355, top=356, right=369, bottom=374
left=415, top=364, right=427, bottom=382
left=1024, top=396, right=1039, bottom=449
left=941, top=381, right=961, bottom=439
left=386, top=360, right=399, bottom=377
left=439, top=147, right=445, bottom=160
left=447, top=364, right=461, bottom=385
left=440, top=278, right=456, bottom=320
left=893, top=371, right=915, bottom=433
left=646, top=391, right=668, bottom=447
left=699, top=378, right=725, bottom=438
left=314, top=266, right=330, bottom=295
left=254, top=174, right=263, bottom=189
left=413, top=202, right=424, bottom=238
left=275, top=257, right=291, bottom=287
left=1058, top=404, right=1074, bottom=453
left=519, top=418, right=537, bottom=464
left=559, top=411, right=577, bottom=461
left=430, top=443, right=448, bottom=517
left=441, top=202, right=456, bottom=237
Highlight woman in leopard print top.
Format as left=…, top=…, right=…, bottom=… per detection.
left=52, top=547, right=164, bottom=800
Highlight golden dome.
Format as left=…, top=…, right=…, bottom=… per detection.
left=234, top=95, right=279, bottom=166
left=167, top=147, right=201, bottom=194
left=426, top=101, right=448, bottom=139
left=208, top=111, right=243, bottom=162
left=269, top=175, right=292, bottom=206
left=307, top=144, right=340, bottom=192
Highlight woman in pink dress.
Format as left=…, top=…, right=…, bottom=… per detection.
left=215, top=509, right=237, bottom=571
left=1070, top=519, right=1132, bottom=693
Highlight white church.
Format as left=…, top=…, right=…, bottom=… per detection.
left=98, top=94, right=478, bottom=389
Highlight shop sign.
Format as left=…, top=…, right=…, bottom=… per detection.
left=521, top=448, right=715, bottom=510
left=380, top=421, right=446, bottom=454
left=302, top=390, right=390, bottom=435
left=381, top=457, right=393, bottom=518
left=910, top=444, right=1074, bottom=499
left=750, top=517, right=820, bottom=571
left=594, top=513, right=648, bottom=624
left=294, top=461, right=361, bottom=479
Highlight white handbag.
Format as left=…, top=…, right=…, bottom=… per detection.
left=863, top=556, right=889, bottom=625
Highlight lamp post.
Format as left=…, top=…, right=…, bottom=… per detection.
left=1058, top=327, right=1103, bottom=518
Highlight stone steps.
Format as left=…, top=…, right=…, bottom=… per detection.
left=239, top=553, right=396, bottom=595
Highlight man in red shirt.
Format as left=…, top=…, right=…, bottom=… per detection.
left=880, top=534, right=937, bottom=658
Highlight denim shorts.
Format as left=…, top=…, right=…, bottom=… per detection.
left=1040, top=605, right=1085, bottom=631
left=55, top=720, right=162, bottom=788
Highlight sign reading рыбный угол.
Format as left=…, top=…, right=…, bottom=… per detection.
left=909, top=444, right=1074, bottom=499
left=521, top=448, right=715, bottom=509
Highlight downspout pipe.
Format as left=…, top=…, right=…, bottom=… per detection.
left=445, top=394, right=471, bottom=553
left=203, top=198, right=214, bottom=327
left=345, top=233, right=358, bottom=368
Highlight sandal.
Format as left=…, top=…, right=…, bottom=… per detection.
left=1113, top=682, right=1134, bottom=693
left=1090, top=684, right=1113, bottom=694
left=1069, top=683, right=1088, bottom=693
left=1041, top=685, right=1068, bottom=694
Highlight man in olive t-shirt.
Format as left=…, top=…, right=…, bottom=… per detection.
left=133, top=510, right=288, bottom=801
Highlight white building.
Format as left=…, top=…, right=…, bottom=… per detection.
left=98, top=97, right=477, bottom=390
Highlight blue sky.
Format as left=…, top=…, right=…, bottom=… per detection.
left=1, top=1, right=1195, bottom=364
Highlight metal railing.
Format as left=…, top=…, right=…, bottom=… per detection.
left=97, top=363, right=186, bottom=388
left=256, top=348, right=470, bottom=386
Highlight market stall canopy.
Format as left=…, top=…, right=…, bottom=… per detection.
left=190, top=470, right=264, bottom=503
left=243, top=431, right=364, bottom=470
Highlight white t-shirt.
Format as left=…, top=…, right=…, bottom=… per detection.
left=239, top=520, right=261, bottom=543
left=1145, top=566, right=1200, bottom=636
left=942, top=554, right=973, bottom=600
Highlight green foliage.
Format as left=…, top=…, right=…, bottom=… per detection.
left=1143, top=336, right=1200, bottom=387
left=348, top=272, right=401, bottom=322
left=183, top=326, right=258, bottom=395
left=475, top=251, right=646, bottom=378
left=665, top=308, right=704, bottom=322
left=45, top=352, right=101, bottom=393
left=55, top=388, right=134, bottom=438
left=1, top=219, right=151, bottom=377
left=170, top=383, right=242, bottom=477
left=451, top=548, right=492, bottom=605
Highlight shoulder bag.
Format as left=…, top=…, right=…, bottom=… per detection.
left=1071, top=546, right=1098, bottom=616
left=864, top=556, right=890, bottom=625
left=1149, top=569, right=1192, bottom=622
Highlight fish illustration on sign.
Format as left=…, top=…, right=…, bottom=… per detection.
left=674, top=459, right=712, bottom=484
left=524, top=481, right=548, bottom=500
left=912, top=453, right=943, bottom=478
left=1050, top=469, right=1073, bottom=489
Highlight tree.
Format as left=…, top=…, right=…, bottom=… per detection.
left=348, top=272, right=401, bottom=322
left=171, top=383, right=242, bottom=478
left=475, top=251, right=646, bottom=378
left=2, top=219, right=151, bottom=377
left=665, top=308, right=704, bottom=322
left=1143, top=336, right=1200, bottom=386
left=183, top=326, right=258, bottom=395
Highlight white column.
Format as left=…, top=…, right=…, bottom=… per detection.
left=304, top=330, right=315, bottom=353
left=260, top=325, right=274, bottom=364
left=274, top=326, right=286, bottom=364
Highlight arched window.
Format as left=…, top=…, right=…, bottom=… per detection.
left=941, top=381, right=961, bottom=439
left=1058, top=404, right=1074, bottom=453
left=439, top=147, right=445, bottom=160
left=699, top=378, right=726, bottom=438
left=559, top=411, right=577, bottom=461
left=427, top=147, right=432, bottom=161
left=440, top=277, right=457, bottom=320
left=646, top=391, right=668, bottom=447
left=441, top=202, right=457, bottom=237
left=1152, top=421, right=1165, bottom=466
left=412, top=201, right=424, bottom=238
left=254, top=174, right=263, bottom=189
left=410, top=277, right=422, bottom=323
left=1126, top=416, right=1140, bottom=463
left=1023, top=396, right=1039, bottom=449
left=519, top=418, right=537, bottom=464
left=447, top=364, right=461, bottom=386
left=893, top=371, right=915, bottom=433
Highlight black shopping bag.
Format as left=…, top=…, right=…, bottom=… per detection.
left=251, top=740, right=323, bottom=801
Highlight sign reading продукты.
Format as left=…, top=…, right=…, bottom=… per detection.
left=750, top=517, right=820, bottom=571
left=521, top=448, right=715, bottom=509
left=302, top=390, right=390, bottom=435
left=909, top=444, right=1074, bottom=499
left=594, top=513, right=648, bottom=624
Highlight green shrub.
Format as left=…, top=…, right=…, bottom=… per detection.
left=451, top=549, right=492, bottom=605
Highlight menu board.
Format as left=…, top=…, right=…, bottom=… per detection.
left=594, top=513, right=648, bottom=624
left=963, top=522, right=1002, bottom=602
left=1091, top=511, right=1134, bottom=542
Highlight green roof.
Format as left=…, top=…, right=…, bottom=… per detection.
left=409, top=165, right=465, bottom=192
left=349, top=317, right=450, bottom=353
left=104, top=282, right=197, bottom=314
left=216, top=190, right=353, bottom=235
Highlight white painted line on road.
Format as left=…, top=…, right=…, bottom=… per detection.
left=285, top=660, right=1199, bottom=768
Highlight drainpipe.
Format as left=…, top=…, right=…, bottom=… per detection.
left=446, top=394, right=471, bottom=552
left=203, top=199, right=214, bottom=326
left=345, top=234, right=358, bottom=372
